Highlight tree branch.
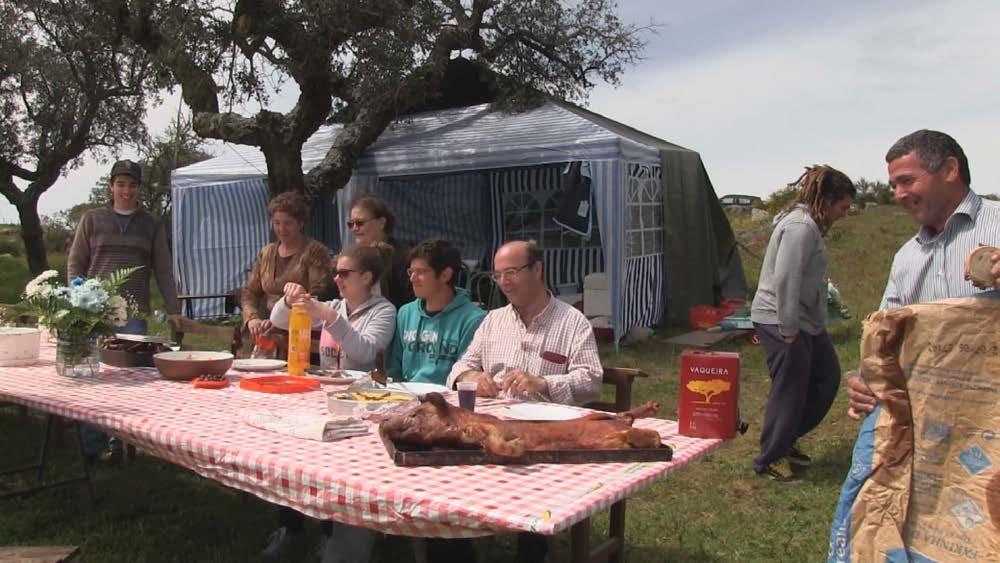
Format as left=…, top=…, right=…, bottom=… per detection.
left=0, top=161, right=38, bottom=183
left=0, top=172, right=25, bottom=207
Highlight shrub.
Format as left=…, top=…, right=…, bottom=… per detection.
left=764, top=184, right=799, bottom=215
left=0, top=238, right=23, bottom=257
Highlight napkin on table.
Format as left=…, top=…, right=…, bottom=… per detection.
left=239, top=409, right=369, bottom=442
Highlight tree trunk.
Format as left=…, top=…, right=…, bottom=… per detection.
left=17, top=198, right=49, bottom=275
left=261, top=140, right=306, bottom=196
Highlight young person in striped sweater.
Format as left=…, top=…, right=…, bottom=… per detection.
left=67, top=159, right=184, bottom=463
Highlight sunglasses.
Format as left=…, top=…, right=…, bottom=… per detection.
left=333, top=269, right=357, bottom=279
left=347, top=219, right=372, bottom=229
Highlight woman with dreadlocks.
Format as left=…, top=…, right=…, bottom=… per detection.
left=750, top=165, right=856, bottom=483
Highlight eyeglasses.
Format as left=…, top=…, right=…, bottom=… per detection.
left=346, top=219, right=371, bottom=229
left=406, top=267, right=435, bottom=278
left=333, top=269, right=357, bottom=279
left=489, top=263, right=533, bottom=282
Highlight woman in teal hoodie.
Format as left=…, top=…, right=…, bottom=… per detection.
left=388, top=239, right=486, bottom=385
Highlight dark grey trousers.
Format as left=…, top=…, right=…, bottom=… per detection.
left=752, top=323, right=841, bottom=471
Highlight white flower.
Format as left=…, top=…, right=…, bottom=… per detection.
left=105, top=295, right=129, bottom=327
left=24, top=271, right=59, bottom=298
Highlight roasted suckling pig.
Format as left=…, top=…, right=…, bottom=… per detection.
left=380, top=393, right=664, bottom=458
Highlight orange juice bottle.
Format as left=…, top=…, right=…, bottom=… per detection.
left=287, top=304, right=311, bottom=376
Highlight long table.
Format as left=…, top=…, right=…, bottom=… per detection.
left=0, top=341, right=722, bottom=560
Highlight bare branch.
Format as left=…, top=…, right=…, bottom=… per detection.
left=0, top=160, right=39, bottom=182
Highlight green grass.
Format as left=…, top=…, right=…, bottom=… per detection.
left=0, top=206, right=918, bottom=562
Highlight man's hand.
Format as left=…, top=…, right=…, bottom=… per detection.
left=783, top=334, right=797, bottom=344
left=247, top=318, right=272, bottom=337
left=846, top=371, right=877, bottom=420
left=168, top=314, right=185, bottom=329
left=500, top=369, right=549, bottom=396
left=991, top=249, right=1000, bottom=289
left=458, top=371, right=498, bottom=398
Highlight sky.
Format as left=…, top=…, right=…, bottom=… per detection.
left=4, top=0, right=999, bottom=223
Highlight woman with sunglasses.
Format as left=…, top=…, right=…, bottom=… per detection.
left=241, top=191, right=332, bottom=338
left=270, top=243, right=396, bottom=371
left=348, top=193, right=414, bottom=308
left=261, top=243, right=396, bottom=563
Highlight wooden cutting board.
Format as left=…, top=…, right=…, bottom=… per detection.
left=378, top=427, right=672, bottom=466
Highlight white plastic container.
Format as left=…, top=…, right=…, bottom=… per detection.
left=0, top=327, right=41, bottom=366
left=583, top=272, right=611, bottom=317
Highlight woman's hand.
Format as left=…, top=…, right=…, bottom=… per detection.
left=302, top=298, right=339, bottom=325
left=283, top=283, right=309, bottom=304
left=247, top=318, right=272, bottom=337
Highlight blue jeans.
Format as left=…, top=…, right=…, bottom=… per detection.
left=82, top=318, right=147, bottom=457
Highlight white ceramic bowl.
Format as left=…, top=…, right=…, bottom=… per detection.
left=0, top=327, right=41, bottom=366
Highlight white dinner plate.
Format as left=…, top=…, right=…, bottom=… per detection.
left=388, top=382, right=450, bottom=396
left=499, top=403, right=584, bottom=421
left=308, top=369, right=368, bottom=382
left=232, top=359, right=287, bottom=372
left=114, top=333, right=173, bottom=345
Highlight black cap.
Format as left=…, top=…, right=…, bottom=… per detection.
left=109, top=159, right=142, bottom=183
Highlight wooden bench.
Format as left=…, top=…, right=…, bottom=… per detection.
left=0, top=545, right=79, bottom=562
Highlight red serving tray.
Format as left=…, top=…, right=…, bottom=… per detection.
left=192, top=379, right=229, bottom=390
left=239, top=376, right=320, bottom=394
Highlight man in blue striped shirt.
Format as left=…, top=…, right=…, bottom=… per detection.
left=847, top=130, right=1000, bottom=416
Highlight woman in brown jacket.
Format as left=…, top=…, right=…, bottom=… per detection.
left=242, top=192, right=333, bottom=337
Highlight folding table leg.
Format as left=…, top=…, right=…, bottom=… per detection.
left=74, top=420, right=96, bottom=510
left=570, top=517, right=592, bottom=563
left=36, top=414, right=54, bottom=482
left=608, top=500, right=627, bottom=563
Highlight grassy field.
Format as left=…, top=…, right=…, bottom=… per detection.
left=0, top=206, right=918, bottom=562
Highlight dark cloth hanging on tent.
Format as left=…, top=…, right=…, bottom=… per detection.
left=554, top=161, right=593, bottom=237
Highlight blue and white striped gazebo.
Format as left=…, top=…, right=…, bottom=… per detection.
left=171, top=101, right=744, bottom=341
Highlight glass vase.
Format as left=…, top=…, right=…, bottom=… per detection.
left=55, top=331, right=100, bottom=378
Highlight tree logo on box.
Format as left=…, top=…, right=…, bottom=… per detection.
left=686, top=379, right=731, bottom=404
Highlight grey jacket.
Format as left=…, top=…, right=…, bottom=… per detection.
left=270, top=295, right=396, bottom=371
left=751, top=205, right=828, bottom=336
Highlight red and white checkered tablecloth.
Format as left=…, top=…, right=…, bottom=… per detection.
left=0, top=342, right=723, bottom=538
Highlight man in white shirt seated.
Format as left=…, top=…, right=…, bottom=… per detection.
left=448, top=240, right=603, bottom=405
left=447, top=239, right=603, bottom=563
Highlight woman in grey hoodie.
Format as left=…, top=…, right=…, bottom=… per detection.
left=262, top=243, right=396, bottom=563
left=750, top=165, right=856, bottom=483
left=270, top=243, right=396, bottom=371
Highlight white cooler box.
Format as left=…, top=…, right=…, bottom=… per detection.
left=583, top=273, right=611, bottom=318
left=0, top=327, right=41, bottom=366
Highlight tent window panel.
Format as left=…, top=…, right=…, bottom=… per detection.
left=502, top=188, right=600, bottom=248
left=643, top=230, right=661, bottom=254
left=543, top=228, right=563, bottom=248
left=628, top=206, right=642, bottom=230
left=624, top=166, right=664, bottom=258
left=641, top=205, right=657, bottom=229
left=627, top=178, right=641, bottom=204
left=627, top=231, right=643, bottom=257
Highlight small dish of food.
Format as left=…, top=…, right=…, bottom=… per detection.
left=327, top=388, right=417, bottom=416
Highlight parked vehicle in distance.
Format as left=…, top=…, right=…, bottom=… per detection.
left=719, top=194, right=762, bottom=207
